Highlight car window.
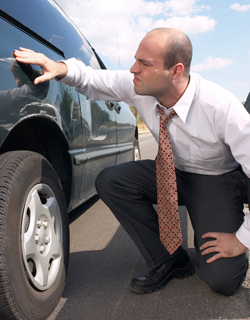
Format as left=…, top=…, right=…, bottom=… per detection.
left=0, top=0, right=100, bottom=67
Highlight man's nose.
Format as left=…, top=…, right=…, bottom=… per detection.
left=130, top=61, right=139, bottom=74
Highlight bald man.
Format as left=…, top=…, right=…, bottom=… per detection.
left=14, top=28, right=250, bottom=296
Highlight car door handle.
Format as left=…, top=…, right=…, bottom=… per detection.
left=105, top=100, right=114, bottom=111
left=114, top=103, right=121, bottom=114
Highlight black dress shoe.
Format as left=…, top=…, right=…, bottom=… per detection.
left=130, top=251, right=195, bottom=294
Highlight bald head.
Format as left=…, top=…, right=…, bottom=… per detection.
left=145, top=28, right=193, bottom=78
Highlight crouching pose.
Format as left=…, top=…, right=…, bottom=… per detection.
left=14, top=27, right=250, bottom=296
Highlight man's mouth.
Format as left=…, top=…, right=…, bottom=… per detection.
left=133, top=76, right=140, bottom=84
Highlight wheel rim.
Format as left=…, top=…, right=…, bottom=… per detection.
left=21, top=183, right=63, bottom=291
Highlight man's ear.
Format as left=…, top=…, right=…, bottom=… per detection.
left=172, top=63, right=184, bottom=80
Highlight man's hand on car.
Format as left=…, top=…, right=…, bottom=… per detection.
left=14, top=47, right=68, bottom=84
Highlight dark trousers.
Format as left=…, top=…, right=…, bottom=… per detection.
left=95, top=160, right=249, bottom=296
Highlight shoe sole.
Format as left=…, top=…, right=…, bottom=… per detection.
left=129, top=262, right=195, bottom=294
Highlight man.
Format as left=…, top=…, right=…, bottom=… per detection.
left=14, top=28, right=250, bottom=296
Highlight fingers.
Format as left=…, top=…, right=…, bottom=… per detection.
left=15, top=47, right=35, bottom=54
left=13, top=48, right=44, bottom=66
left=200, top=232, right=220, bottom=263
left=19, top=47, right=34, bottom=52
left=200, top=232, right=247, bottom=263
left=200, top=241, right=222, bottom=264
left=201, top=232, right=219, bottom=239
left=200, top=240, right=217, bottom=252
left=13, top=47, right=34, bottom=56
left=13, top=48, right=55, bottom=84
left=33, top=74, right=49, bottom=85
left=204, top=253, right=222, bottom=263
left=13, top=47, right=68, bottom=83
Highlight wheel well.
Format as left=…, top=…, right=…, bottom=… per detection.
left=0, top=117, right=72, bottom=207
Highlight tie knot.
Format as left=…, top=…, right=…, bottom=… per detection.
left=157, top=105, right=177, bottom=125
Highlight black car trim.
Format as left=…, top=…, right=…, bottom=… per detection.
left=72, top=144, right=133, bottom=165
left=85, top=38, right=107, bottom=70
left=73, top=153, right=88, bottom=165
left=0, top=10, right=65, bottom=58
left=118, top=145, right=133, bottom=153
left=73, top=148, right=119, bottom=165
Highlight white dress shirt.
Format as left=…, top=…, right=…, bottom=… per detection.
left=59, top=58, right=250, bottom=248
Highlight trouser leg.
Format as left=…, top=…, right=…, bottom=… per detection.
left=95, top=160, right=184, bottom=268
left=96, top=160, right=248, bottom=296
left=176, top=167, right=249, bottom=296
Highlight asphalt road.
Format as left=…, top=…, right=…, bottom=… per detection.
left=49, top=133, right=250, bottom=320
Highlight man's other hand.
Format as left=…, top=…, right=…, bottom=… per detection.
left=200, top=232, right=247, bottom=263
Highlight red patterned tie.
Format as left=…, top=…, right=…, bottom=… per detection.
left=156, top=105, right=183, bottom=255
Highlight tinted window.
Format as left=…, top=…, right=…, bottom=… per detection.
left=0, top=0, right=100, bottom=67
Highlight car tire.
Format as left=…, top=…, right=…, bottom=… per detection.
left=0, top=151, right=69, bottom=320
left=133, top=137, right=141, bottom=161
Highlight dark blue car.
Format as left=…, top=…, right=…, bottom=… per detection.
left=0, top=1, right=139, bottom=319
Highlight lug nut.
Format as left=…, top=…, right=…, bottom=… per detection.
left=43, top=220, right=48, bottom=229
left=39, top=245, right=45, bottom=254
left=44, top=236, right=50, bottom=245
left=36, top=219, right=42, bottom=228
left=35, top=234, right=40, bottom=244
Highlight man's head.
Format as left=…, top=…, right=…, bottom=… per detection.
left=152, top=28, right=193, bottom=78
left=130, top=28, right=192, bottom=107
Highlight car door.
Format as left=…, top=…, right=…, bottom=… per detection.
left=115, top=101, right=137, bottom=164
left=77, top=97, right=117, bottom=200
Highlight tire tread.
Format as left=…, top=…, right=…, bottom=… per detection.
left=0, top=151, right=68, bottom=320
left=0, top=152, right=35, bottom=320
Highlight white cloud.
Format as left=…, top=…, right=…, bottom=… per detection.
left=191, top=56, right=232, bottom=72
left=56, top=0, right=216, bottom=69
left=153, top=15, right=216, bottom=34
left=163, top=0, right=198, bottom=16
left=230, top=3, right=250, bottom=12
left=231, top=82, right=246, bottom=87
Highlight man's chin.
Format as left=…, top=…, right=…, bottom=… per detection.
left=133, top=85, right=147, bottom=96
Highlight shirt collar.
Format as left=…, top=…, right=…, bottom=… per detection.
left=156, top=74, right=196, bottom=123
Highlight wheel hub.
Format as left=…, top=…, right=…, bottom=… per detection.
left=35, top=216, right=51, bottom=255
left=21, top=184, right=63, bottom=291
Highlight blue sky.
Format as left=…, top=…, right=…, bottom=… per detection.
left=55, top=0, right=250, bottom=102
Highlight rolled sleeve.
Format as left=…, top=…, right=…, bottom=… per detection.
left=57, top=58, right=88, bottom=88
left=56, top=58, right=134, bottom=104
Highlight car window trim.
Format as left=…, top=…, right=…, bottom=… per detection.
left=0, top=9, right=65, bottom=58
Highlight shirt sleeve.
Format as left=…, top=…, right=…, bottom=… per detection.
left=236, top=212, right=250, bottom=248
left=215, top=94, right=250, bottom=247
left=216, top=94, right=250, bottom=178
left=58, top=58, right=135, bottom=106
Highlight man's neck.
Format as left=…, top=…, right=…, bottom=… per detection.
left=159, top=76, right=190, bottom=109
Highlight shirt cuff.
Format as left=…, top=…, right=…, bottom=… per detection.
left=236, top=217, right=250, bottom=248
left=57, top=58, right=84, bottom=86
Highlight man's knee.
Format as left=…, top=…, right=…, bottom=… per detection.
left=205, top=274, right=242, bottom=296
left=96, top=160, right=149, bottom=198
left=95, top=163, right=131, bottom=200
left=198, top=255, right=248, bottom=296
